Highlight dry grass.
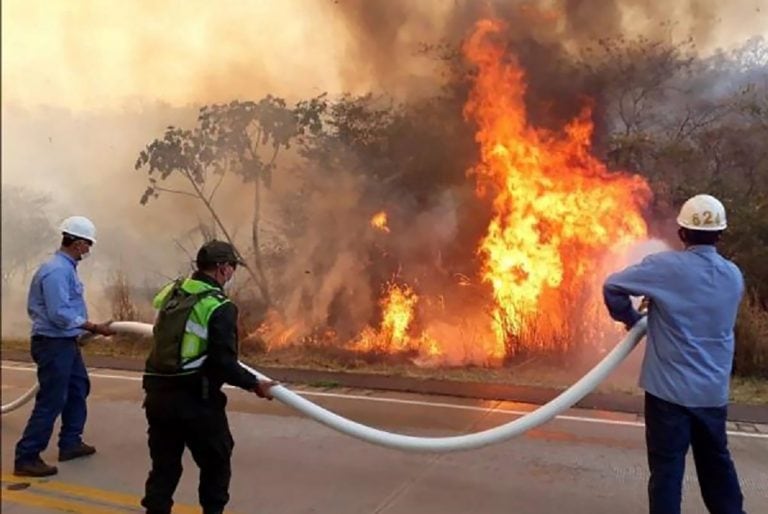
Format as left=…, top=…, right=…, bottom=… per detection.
left=2, top=298, right=768, bottom=404
left=3, top=330, right=765, bottom=404
left=1, top=337, right=151, bottom=359
left=734, top=293, right=768, bottom=378
left=730, top=376, right=768, bottom=405
left=107, top=271, right=139, bottom=321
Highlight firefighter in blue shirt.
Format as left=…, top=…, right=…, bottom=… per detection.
left=14, top=216, right=116, bottom=477
left=604, top=194, right=745, bottom=514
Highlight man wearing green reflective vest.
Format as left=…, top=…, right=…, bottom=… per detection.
left=141, top=240, right=276, bottom=514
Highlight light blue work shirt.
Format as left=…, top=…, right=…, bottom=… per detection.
left=27, top=251, right=88, bottom=338
left=603, top=245, right=744, bottom=407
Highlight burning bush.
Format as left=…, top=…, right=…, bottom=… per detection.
left=131, top=8, right=766, bottom=374
left=464, top=20, right=650, bottom=358
left=207, top=23, right=678, bottom=367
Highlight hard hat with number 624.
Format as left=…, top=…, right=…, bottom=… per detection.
left=60, top=216, right=97, bottom=242
left=676, top=194, right=727, bottom=231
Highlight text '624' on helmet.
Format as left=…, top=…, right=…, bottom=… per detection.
left=676, top=194, right=727, bottom=231
left=60, top=216, right=97, bottom=243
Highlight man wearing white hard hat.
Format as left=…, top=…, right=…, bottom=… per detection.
left=14, top=216, right=116, bottom=477
left=603, top=195, right=745, bottom=514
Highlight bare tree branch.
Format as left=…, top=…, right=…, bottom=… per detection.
left=208, top=170, right=227, bottom=203
left=154, top=186, right=198, bottom=198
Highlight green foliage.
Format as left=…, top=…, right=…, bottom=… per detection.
left=593, top=37, right=768, bottom=377
left=634, top=94, right=766, bottom=298
left=135, top=95, right=327, bottom=204
left=135, top=95, right=327, bottom=305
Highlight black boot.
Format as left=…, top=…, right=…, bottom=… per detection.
left=59, top=442, right=96, bottom=462
left=14, top=458, right=58, bottom=477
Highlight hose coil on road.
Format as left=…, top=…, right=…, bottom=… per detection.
left=2, top=319, right=647, bottom=452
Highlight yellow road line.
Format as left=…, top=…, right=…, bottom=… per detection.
left=2, top=487, right=128, bottom=513
left=1, top=474, right=198, bottom=513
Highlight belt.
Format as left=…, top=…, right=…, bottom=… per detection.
left=31, top=335, right=78, bottom=342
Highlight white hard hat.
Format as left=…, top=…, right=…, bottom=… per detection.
left=60, top=216, right=97, bottom=243
left=676, top=194, right=727, bottom=231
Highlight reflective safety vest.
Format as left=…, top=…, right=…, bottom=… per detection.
left=145, top=278, right=229, bottom=376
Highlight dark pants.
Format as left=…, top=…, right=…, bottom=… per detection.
left=15, top=337, right=90, bottom=465
left=142, top=394, right=234, bottom=514
left=645, top=393, right=745, bottom=514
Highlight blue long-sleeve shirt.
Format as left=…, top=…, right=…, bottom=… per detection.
left=603, top=245, right=744, bottom=407
left=27, top=251, right=88, bottom=338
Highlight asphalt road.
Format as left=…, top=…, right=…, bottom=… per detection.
left=2, top=362, right=767, bottom=514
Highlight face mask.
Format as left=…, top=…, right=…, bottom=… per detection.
left=215, top=264, right=233, bottom=288
left=222, top=271, right=235, bottom=290
left=80, top=243, right=92, bottom=260
left=74, top=239, right=93, bottom=261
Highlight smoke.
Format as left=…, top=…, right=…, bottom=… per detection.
left=1, top=1, right=349, bottom=110
left=265, top=167, right=375, bottom=343
left=4, top=1, right=765, bottom=110
left=1, top=0, right=765, bottom=347
left=332, top=1, right=767, bottom=85
left=259, top=144, right=465, bottom=345
left=0, top=103, right=257, bottom=337
left=589, top=238, right=673, bottom=385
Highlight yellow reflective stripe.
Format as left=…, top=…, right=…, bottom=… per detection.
left=180, top=333, right=201, bottom=360
left=185, top=294, right=226, bottom=361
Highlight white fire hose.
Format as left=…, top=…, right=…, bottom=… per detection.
left=2, top=319, right=647, bottom=452
left=1, top=383, right=40, bottom=414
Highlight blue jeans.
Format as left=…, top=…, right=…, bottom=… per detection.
left=645, top=392, right=745, bottom=514
left=15, top=337, right=91, bottom=464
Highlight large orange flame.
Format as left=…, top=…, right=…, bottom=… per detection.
left=379, top=282, right=418, bottom=351
left=258, top=19, right=652, bottom=366
left=463, top=20, right=651, bottom=355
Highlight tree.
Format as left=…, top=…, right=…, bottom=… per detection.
left=135, top=95, right=326, bottom=305
left=597, top=36, right=768, bottom=303
left=1, top=185, right=57, bottom=285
